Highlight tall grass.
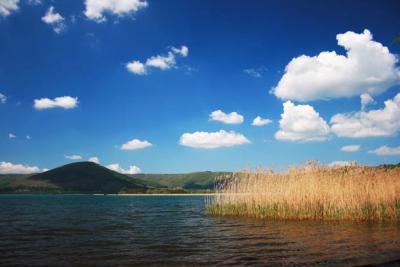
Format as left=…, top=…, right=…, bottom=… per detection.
left=207, top=162, right=400, bottom=221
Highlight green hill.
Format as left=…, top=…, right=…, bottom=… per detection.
left=130, top=171, right=233, bottom=190
left=28, top=162, right=150, bottom=193
left=0, top=162, right=232, bottom=194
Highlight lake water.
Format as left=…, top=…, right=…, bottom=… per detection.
left=0, top=195, right=399, bottom=266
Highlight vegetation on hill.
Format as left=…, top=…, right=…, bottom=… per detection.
left=130, top=171, right=232, bottom=190
left=27, top=162, right=151, bottom=194
left=0, top=162, right=227, bottom=194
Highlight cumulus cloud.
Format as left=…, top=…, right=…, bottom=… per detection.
left=272, top=30, right=400, bottom=101
left=209, top=110, right=244, bottom=124
left=0, top=161, right=43, bottom=174
left=368, top=145, right=400, bottom=156
left=179, top=130, right=250, bottom=149
left=126, top=46, right=188, bottom=75
left=329, top=161, right=355, bottom=167
left=171, top=45, right=189, bottom=57
left=340, top=145, right=360, bottom=152
left=64, top=155, right=82, bottom=160
left=120, top=138, right=152, bottom=150
left=146, top=52, right=176, bottom=70
left=126, top=60, right=146, bottom=75
left=84, top=0, right=148, bottom=22
left=34, top=96, right=78, bottom=110
left=88, top=156, right=100, bottom=164
left=8, top=133, right=16, bottom=139
left=0, top=93, right=7, bottom=104
left=330, top=93, right=400, bottom=138
left=360, top=93, right=375, bottom=110
left=0, top=0, right=19, bottom=17
left=251, top=116, right=272, bottom=126
left=106, top=163, right=141, bottom=174
left=275, top=101, right=330, bottom=142
left=41, top=6, right=66, bottom=34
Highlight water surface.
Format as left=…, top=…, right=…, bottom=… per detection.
left=0, top=195, right=399, bottom=266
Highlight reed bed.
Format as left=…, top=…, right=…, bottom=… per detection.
left=206, top=162, right=400, bottom=221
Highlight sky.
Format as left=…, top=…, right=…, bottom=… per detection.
left=0, top=0, right=400, bottom=174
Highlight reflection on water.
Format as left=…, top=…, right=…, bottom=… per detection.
left=0, top=195, right=399, bottom=266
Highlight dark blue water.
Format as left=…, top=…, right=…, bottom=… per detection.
left=0, top=195, right=399, bottom=266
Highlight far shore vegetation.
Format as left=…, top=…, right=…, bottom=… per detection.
left=207, top=162, right=400, bottom=222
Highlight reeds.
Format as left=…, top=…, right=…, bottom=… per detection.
left=206, top=162, right=400, bottom=221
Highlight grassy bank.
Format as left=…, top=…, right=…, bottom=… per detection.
left=206, top=162, right=400, bottom=221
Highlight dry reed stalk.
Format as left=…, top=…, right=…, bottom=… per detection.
left=207, top=162, right=400, bottom=221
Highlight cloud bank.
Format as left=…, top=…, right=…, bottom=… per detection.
left=0, top=161, right=44, bottom=174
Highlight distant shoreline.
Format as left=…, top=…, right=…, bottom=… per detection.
left=115, top=193, right=217, bottom=196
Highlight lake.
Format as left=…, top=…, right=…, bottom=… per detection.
left=0, top=195, right=399, bottom=266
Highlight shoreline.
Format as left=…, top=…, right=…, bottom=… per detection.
left=115, top=193, right=217, bottom=196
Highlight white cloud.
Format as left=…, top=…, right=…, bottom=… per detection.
left=84, top=0, right=148, bottom=22
left=330, top=93, right=400, bottom=138
left=244, top=68, right=261, bottom=78
left=145, top=52, right=176, bottom=70
left=26, top=135, right=31, bottom=140
left=0, top=93, right=7, bottom=104
left=329, top=161, right=355, bottom=167
left=368, top=145, right=400, bottom=156
left=126, top=46, right=188, bottom=75
left=275, top=101, right=330, bottom=142
left=41, top=6, right=66, bottom=33
left=34, top=96, right=78, bottom=110
left=0, top=0, right=19, bottom=17
left=171, top=45, right=189, bottom=57
left=0, top=161, right=43, bottom=174
left=126, top=60, right=146, bottom=75
left=121, top=138, right=152, bottom=150
left=88, top=156, right=100, bottom=164
left=106, top=163, right=141, bottom=174
left=8, top=133, right=16, bottom=139
left=28, top=0, right=42, bottom=5
left=64, top=155, right=82, bottom=160
left=209, top=110, right=244, bottom=124
left=340, top=145, right=360, bottom=152
left=179, top=130, right=250, bottom=149
left=244, top=66, right=267, bottom=78
left=360, top=93, right=375, bottom=110
left=251, top=116, right=272, bottom=126
left=272, top=30, right=400, bottom=101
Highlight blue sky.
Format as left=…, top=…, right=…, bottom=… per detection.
left=1, top=0, right=400, bottom=174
